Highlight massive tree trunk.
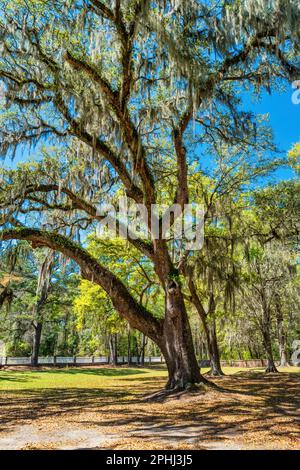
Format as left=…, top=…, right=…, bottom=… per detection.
left=160, top=280, right=208, bottom=390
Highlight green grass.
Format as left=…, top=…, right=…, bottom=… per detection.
left=0, top=367, right=167, bottom=391
left=0, top=365, right=299, bottom=391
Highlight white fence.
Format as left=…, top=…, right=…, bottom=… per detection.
left=0, top=356, right=165, bottom=366
left=0, top=357, right=283, bottom=367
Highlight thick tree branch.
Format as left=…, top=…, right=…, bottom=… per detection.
left=0, top=227, right=162, bottom=341
left=54, top=96, right=144, bottom=202
left=64, top=53, right=156, bottom=208
left=173, top=107, right=193, bottom=208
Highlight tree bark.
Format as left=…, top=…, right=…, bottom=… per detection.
left=140, top=333, right=146, bottom=366
left=160, top=280, right=209, bottom=390
left=275, top=299, right=289, bottom=367
left=260, top=291, right=278, bottom=373
left=277, top=319, right=289, bottom=367
left=262, top=321, right=278, bottom=373
left=109, top=334, right=118, bottom=366
left=206, top=321, right=224, bottom=376
left=127, top=327, right=131, bottom=365
left=113, top=334, right=118, bottom=366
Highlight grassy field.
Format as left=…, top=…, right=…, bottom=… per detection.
left=0, top=366, right=299, bottom=450
left=1, top=365, right=299, bottom=390
left=0, top=366, right=167, bottom=390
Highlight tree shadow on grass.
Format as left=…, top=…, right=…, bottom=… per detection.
left=0, top=368, right=149, bottom=402
left=0, top=367, right=148, bottom=384
left=37, top=367, right=147, bottom=376
left=0, top=386, right=134, bottom=432
left=77, top=373, right=300, bottom=446
left=0, top=373, right=37, bottom=383
left=0, top=372, right=298, bottom=448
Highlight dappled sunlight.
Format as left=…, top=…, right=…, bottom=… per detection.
left=0, top=367, right=299, bottom=449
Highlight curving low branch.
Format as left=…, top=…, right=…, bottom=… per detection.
left=0, top=227, right=162, bottom=342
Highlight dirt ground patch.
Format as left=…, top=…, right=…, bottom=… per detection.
left=0, top=368, right=299, bottom=449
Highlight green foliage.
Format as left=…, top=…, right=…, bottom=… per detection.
left=288, top=142, right=300, bottom=174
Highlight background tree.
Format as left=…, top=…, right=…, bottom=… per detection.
left=74, top=236, right=163, bottom=364
left=0, top=244, right=80, bottom=358
left=31, top=249, right=54, bottom=366
left=240, top=243, right=298, bottom=372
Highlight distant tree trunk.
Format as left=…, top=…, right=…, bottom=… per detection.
left=31, top=250, right=54, bottom=367
left=277, top=318, right=289, bottom=367
left=262, top=326, right=278, bottom=372
left=275, top=297, right=289, bottom=367
left=127, top=327, right=131, bottom=365
left=108, top=336, right=114, bottom=364
left=31, top=321, right=43, bottom=366
left=207, top=320, right=224, bottom=376
left=140, top=333, right=146, bottom=366
left=188, top=276, right=224, bottom=376
left=113, top=334, right=118, bottom=365
left=248, top=345, right=254, bottom=359
left=61, top=312, right=69, bottom=355
left=261, top=301, right=278, bottom=373
left=135, top=336, right=140, bottom=365
left=200, top=334, right=208, bottom=360
left=108, top=334, right=118, bottom=366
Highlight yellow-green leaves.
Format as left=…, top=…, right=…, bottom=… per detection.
left=288, top=142, right=300, bottom=173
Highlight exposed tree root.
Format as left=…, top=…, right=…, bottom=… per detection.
left=142, top=379, right=220, bottom=403
left=265, top=365, right=279, bottom=373
left=206, top=368, right=225, bottom=377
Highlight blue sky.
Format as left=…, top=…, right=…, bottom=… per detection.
left=243, top=85, right=300, bottom=181
left=249, top=86, right=300, bottom=153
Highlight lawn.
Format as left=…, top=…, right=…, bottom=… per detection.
left=0, top=366, right=299, bottom=450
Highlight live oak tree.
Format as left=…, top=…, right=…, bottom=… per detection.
left=0, top=0, right=300, bottom=389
